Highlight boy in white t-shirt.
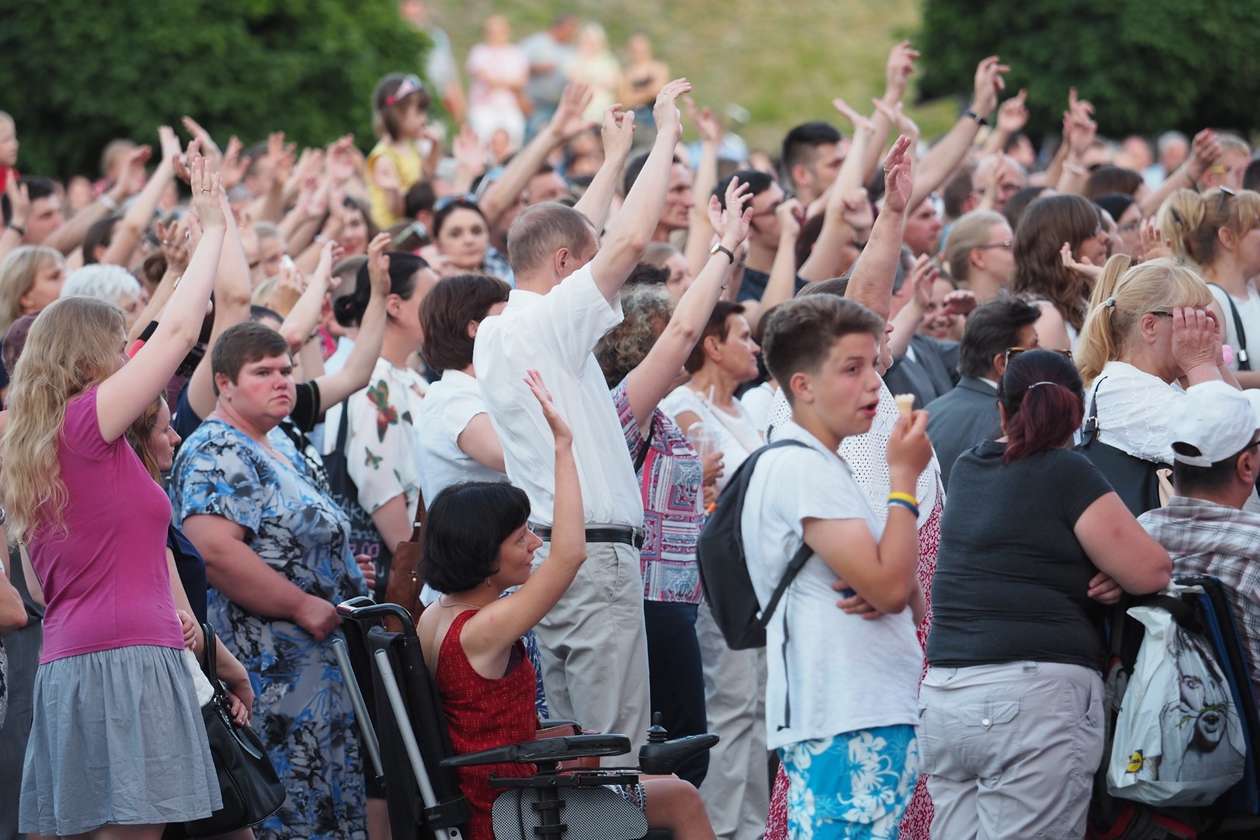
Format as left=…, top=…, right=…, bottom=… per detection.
left=743, top=295, right=932, bottom=838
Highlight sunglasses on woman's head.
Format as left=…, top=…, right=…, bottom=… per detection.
left=1005, top=347, right=1073, bottom=363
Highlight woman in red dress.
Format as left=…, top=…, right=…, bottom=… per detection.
left=418, top=371, right=714, bottom=840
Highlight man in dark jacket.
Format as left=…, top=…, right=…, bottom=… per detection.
left=926, top=297, right=1040, bottom=487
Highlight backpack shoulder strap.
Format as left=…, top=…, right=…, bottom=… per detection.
left=741, top=438, right=814, bottom=630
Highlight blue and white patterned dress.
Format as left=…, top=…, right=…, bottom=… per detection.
left=170, top=419, right=369, bottom=840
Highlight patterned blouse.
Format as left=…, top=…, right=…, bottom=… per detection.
left=170, top=419, right=369, bottom=840
left=614, top=382, right=704, bottom=604
left=344, top=357, right=428, bottom=520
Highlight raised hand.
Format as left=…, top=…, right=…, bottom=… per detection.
left=706, top=177, right=753, bottom=247
left=884, top=40, right=919, bottom=102
left=325, top=135, right=360, bottom=185
left=453, top=124, right=487, bottom=176
left=653, top=78, right=693, bottom=142
left=158, top=125, right=182, bottom=166
left=840, top=188, right=874, bottom=236
left=601, top=106, right=636, bottom=163
left=221, top=136, right=248, bottom=190
left=882, top=135, right=915, bottom=214
left=116, top=145, right=153, bottom=198
left=154, top=218, right=191, bottom=275
left=1186, top=128, right=1223, bottom=182
left=685, top=97, right=723, bottom=144
left=181, top=116, right=222, bottom=163
left=188, top=153, right=226, bottom=230
left=887, top=408, right=933, bottom=478
left=871, top=98, right=920, bottom=144
left=970, top=55, right=1011, bottom=120
left=996, top=89, right=1029, bottom=135
left=4, top=177, right=29, bottom=231
left=907, top=254, right=937, bottom=311
left=548, top=82, right=596, bottom=140
left=525, top=369, right=572, bottom=447
left=1170, top=306, right=1223, bottom=376
left=775, top=196, right=805, bottom=240
left=1060, top=242, right=1102, bottom=280
left=832, top=97, right=874, bottom=135
left=943, top=289, right=977, bottom=318
left=366, top=231, right=392, bottom=296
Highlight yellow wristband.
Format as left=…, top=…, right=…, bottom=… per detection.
left=888, top=491, right=918, bottom=507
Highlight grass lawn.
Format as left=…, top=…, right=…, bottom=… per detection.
left=435, top=0, right=964, bottom=154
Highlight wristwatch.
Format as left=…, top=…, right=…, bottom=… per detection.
left=964, top=109, right=989, bottom=127
left=710, top=242, right=735, bottom=263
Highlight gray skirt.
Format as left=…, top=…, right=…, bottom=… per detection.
left=19, top=644, right=223, bottom=836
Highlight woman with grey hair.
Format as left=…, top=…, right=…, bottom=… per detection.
left=61, top=263, right=146, bottom=328
left=594, top=178, right=751, bottom=793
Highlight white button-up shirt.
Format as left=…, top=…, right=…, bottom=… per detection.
left=472, top=265, right=644, bottom=528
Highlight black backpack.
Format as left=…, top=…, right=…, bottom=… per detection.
left=697, top=439, right=813, bottom=650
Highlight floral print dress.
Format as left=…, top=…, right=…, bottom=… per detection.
left=170, top=419, right=370, bottom=840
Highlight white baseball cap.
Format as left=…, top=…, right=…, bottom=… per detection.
left=1168, top=381, right=1260, bottom=467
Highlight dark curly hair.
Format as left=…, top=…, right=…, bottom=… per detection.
left=423, top=482, right=532, bottom=593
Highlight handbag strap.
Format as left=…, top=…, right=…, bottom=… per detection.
left=1209, top=282, right=1251, bottom=371
left=633, top=421, right=655, bottom=474
left=1080, top=375, right=1107, bottom=446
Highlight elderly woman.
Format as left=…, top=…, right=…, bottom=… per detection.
left=171, top=321, right=370, bottom=840
left=61, top=263, right=146, bottom=329
left=0, top=245, right=65, bottom=336
left=1011, top=194, right=1109, bottom=350
left=1076, top=256, right=1233, bottom=474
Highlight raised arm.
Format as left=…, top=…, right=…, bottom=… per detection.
left=982, top=89, right=1029, bottom=156
left=479, top=83, right=594, bottom=227
left=1138, top=129, right=1221, bottom=219
left=861, top=41, right=919, bottom=186
left=744, top=198, right=805, bottom=332
left=573, top=106, right=636, bottom=232
left=96, top=155, right=226, bottom=442
left=1056, top=90, right=1097, bottom=195
left=624, top=179, right=752, bottom=430
left=101, top=127, right=180, bottom=267
left=907, top=56, right=1008, bottom=211
left=589, top=78, right=692, bottom=301
left=846, top=136, right=914, bottom=320
left=888, top=255, right=937, bottom=360
left=44, top=145, right=149, bottom=255
left=279, top=241, right=338, bottom=351
left=683, top=102, right=724, bottom=276
left=800, top=99, right=877, bottom=283
left=461, top=372, right=585, bottom=658
left=313, top=233, right=391, bottom=408
left=183, top=188, right=254, bottom=421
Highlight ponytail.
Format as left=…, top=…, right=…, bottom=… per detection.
left=1076, top=253, right=1132, bottom=384
left=1158, top=189, right=1209, bottom=262
left=999, top=349, right=1085, bottom=463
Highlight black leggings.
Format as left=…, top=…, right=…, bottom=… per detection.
left=643, top=600, right=708, bottom=788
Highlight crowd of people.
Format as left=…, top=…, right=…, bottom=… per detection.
left=1, top=3, right=1259, bottom=840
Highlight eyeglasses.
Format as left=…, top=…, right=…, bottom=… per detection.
left=975, top=239, right=1014, bottom=251
left=1147, top=310, right=1174, bottom=318
left=1005, top=346, right=1073, bottom=362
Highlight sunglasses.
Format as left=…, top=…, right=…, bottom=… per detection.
left=1005, top=346, right=1073, bottom=362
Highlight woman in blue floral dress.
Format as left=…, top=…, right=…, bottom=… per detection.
left=171, top=321, right=369, bottom=840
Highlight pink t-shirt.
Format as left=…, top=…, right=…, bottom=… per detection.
left=29, top=386, right=183, bottom=663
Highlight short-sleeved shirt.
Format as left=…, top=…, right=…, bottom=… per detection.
left=415, top=368, right=506, bottom=506
left=661, top=386, right=763, bottom=491
left=614, top=382, right=703, bottom=604
left=742, top=420, right=922, bottom=749
left=343, top=357, right=428, bottom=520
left=734, top=267, right=809, bottom=303
left=928, top=441, right=1114, bottom=670
left=473, top=265, right=643, bottom=528
left=29, top=386, right=183, bottom=663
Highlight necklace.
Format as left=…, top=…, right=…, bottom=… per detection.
left=437, top=596, right=484, bottom=612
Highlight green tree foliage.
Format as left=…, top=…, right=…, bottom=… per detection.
left=0, top=0, right=428, bottom=178
left=918, top=0, right=1260, bottom=139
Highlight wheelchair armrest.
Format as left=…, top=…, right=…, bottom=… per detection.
left=638, top=733, right=719, bottom=776
left=440, top=734, right=632, bottom=769
left=537, top=719, right=583, bottom=731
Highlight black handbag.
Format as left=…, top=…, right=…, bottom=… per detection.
left=184, top=623, right=286, bottom=837
left=1076, top=376, right=1165, bottom=516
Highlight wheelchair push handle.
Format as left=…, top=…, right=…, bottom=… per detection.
left=336, top=596, right=415, bottom=628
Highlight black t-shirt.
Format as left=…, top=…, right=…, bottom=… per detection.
left=927, top=441, right=1115, bottom=671
left=735, top=267, right=810, bottom=303
left=168, top=524, right=208, bottom=625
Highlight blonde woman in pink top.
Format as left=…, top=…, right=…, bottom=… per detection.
left=2, top=153, right=236, bottom=839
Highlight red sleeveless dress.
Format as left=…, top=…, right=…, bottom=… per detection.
left=435, top=609, right=540, bottom=839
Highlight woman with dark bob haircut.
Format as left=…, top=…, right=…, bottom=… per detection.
left=417, top=372, right=714, bottom=840
left=917, top=349, right=1170, bottom=838
left=415, top=273, right=512, bottom=506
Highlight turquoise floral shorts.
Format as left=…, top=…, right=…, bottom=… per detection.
left=779, top=724, right=919, bottom=840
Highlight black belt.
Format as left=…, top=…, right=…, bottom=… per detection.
left=531, top=525, right=644, bottom=550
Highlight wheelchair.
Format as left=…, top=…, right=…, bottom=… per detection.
left=332, top=597, right=718, bottom=840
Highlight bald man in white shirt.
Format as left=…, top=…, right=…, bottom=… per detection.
left=473, top=79, right=695, bottom=751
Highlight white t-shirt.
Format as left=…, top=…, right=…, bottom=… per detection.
left=742, top=420, right=922, bottom=749
left=739, top=382, right=779, bottom=442
left=473, top=265, right=643, bottom=527
left=1207, top=283, right=1260, bottom=372
left=415, top=369, right=507, bottom=505
left=1089, top=360, right=1186, bottom=464
left=661, top=386, right=763, bottom=491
